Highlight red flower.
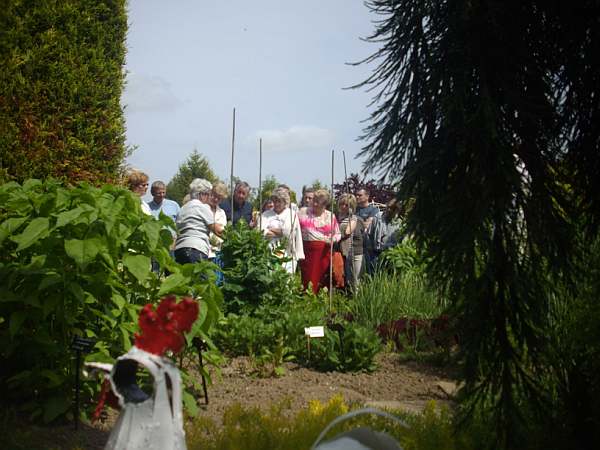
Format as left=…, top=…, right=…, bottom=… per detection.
left=134, top=295, right=199, bottom=356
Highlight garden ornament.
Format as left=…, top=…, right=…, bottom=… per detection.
left=86, top=295, right=198, bottom=450
left=311, top=407, right=407, bottom=450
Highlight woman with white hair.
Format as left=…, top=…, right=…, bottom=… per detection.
left=260, top=187, right=304, bottom=273
left=174, top=178, right=223, bottom=264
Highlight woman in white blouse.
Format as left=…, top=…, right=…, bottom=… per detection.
left=260, top=187, right=304, bottom=273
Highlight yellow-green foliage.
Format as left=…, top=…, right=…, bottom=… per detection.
left=187, top=395, right=485, bottom=450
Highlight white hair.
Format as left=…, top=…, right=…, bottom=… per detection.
left=189, top=178, right=213, bottom=199
left=271, top=187, right=290, bottom=206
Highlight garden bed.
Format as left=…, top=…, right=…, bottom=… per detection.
left=4, top=352, right=458, bottom=450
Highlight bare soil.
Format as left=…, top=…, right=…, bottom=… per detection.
left=13, top=353, right=457, bottom=450
left=199, top=352, right=457, bottom=421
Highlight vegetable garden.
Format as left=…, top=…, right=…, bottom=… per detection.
left=0, top=178, right=459, bottom=448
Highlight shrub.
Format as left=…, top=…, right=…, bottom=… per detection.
left=0, top=0, right=129, bottom=184
left=214, top=299, right=381, bottom=373
left=0, top=179, right=222, bottom=421
left=219, top=220, right=303, bottom=314
left=379, top=237, right=423, bottom=274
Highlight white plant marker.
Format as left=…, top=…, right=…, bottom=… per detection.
left=304, top=325, right=325, bottom=360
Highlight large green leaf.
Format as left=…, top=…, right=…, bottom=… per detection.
left=11, top=217, right=50, bottom=251
left=43, top=395, right=70, bottom=423
left=157, top=272, right=189, bottom=296
left=9, top=310, right=27, bottom=338
left=0, top=217, right=28, bottom=245
left=0, top=289, right=21, bottom=303
left=38, top=273, right=62, bottom=292
left=22, top=179, right=43, bottom=191
left=65, top=237, right=102, bottom=267
left=111, top=293, right=126, bottom=310
left=187, top=301, right=206, bottom=343
left=123, top=254, right=151, bottom=283
left=119, top=324, right=132, bottom=350
left=55, top=207, right=85, bottom=228
left=39, top=369, right=65, bottom=388
left=139, top=221, right=160, bottom=251
left=181, top=390, right=199, bottom=417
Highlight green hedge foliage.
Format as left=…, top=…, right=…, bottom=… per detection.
left=0, top=0, right=128, bottom=184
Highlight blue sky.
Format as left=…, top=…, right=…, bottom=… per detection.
left=123, top=0, right=378, bottom=198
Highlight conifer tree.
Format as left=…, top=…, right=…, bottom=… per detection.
left=355, top=1, right=600, bottom=447
left=166, top=150, right=218, bottom=204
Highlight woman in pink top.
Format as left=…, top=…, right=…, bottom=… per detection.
left=297, top=189, right=340, bottom=293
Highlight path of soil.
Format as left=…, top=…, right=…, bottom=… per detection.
left=18, top=353, right=458, bottom=450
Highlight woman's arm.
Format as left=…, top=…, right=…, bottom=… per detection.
left=208, top=222, right=224, bottom=236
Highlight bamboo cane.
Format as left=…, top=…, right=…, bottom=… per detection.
left=329, top=149, right=334, bottom=313
left=229, top=108, right=236, bottom=223
left=258, top=138, right=262, bottom=230
left=343, top=151, right=355, bottom=289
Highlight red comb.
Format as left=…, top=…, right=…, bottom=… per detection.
left=134, top=295, right=199, bottom=355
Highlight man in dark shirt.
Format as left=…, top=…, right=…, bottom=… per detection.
left=355, top=188, right=380, bottom=274
left=219, top=181, right=254, bottom=226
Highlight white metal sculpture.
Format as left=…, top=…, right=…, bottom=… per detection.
left=311, top=408, right=407, bottom=450
left=87, top=296, right=198, bottom=450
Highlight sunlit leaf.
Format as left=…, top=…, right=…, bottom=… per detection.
left=0, top=217, right=28, bottom=245
left=65, top=238, right=102, bottom=267
left=122, top=254, right=151, bottom=283
left=11, top=217, right=50, bottom=251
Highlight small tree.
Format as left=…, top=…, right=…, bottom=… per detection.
left=166, top=150, right=218, bottom=204
left=253, top=175, right=278, bottom=210
left=308, top=179, right=327, bottom=192
left=332, top=173, right=395, bottom=205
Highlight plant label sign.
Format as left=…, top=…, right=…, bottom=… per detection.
left=304, top=326, right=325, bottom=338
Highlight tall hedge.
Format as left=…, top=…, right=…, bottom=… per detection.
left=0, top=0, right=128, bottom=184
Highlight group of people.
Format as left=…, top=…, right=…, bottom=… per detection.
left=126, top=169, right=396, bottom=294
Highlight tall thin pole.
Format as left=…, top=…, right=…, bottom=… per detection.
left=343, top=151, right=349, bottom=194
left=229, top=108, right=236, bottom=223
left=258, top=138, right=263, bottom=230
left=329, top=149, right=334, bottom=312
left=343, top=151, right=355, bottom=290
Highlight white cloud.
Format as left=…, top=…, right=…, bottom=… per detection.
left=122, top=72, right=183, bottom=113
left=251, top=125, right=335, bottom=153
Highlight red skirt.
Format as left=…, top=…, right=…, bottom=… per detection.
left=300, top=241, right=331, bottom=294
